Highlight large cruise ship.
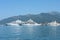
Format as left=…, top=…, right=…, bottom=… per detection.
left=48, top=21, right=60, bottom=26
left=7, top=20, right=23, bottom=26
left=23, top=19, right=41, bottom=26
left=7, top=19, right=41, bottom=26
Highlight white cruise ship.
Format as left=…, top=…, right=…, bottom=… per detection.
left=7, top=20, right=23, bottom=26
left=23, top=19, right=41, bottom=26
left=7, top=19, right=42, bottom=26
left=48, top=21, right=60, bottom=26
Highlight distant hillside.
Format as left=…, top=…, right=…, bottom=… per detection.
left=0, top=12, right=60, bottom=25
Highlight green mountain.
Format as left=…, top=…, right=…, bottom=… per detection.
left=0, top=12, right=60, bottom=25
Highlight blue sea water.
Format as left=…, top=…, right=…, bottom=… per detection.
left=0, top=25, right=60, bottom=40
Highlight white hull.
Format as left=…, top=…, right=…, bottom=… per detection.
left=23, top=24, right=41, bottom=26
left=7, top=23, right=19, bottom=26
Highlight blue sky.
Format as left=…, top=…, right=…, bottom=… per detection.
left=0, top=0, right=60, bottom=20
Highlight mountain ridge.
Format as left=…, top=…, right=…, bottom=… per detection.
left=0, top=12, right=60, bottom=25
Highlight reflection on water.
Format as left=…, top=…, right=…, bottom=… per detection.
left=0, top=25, right=60, bottom=40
